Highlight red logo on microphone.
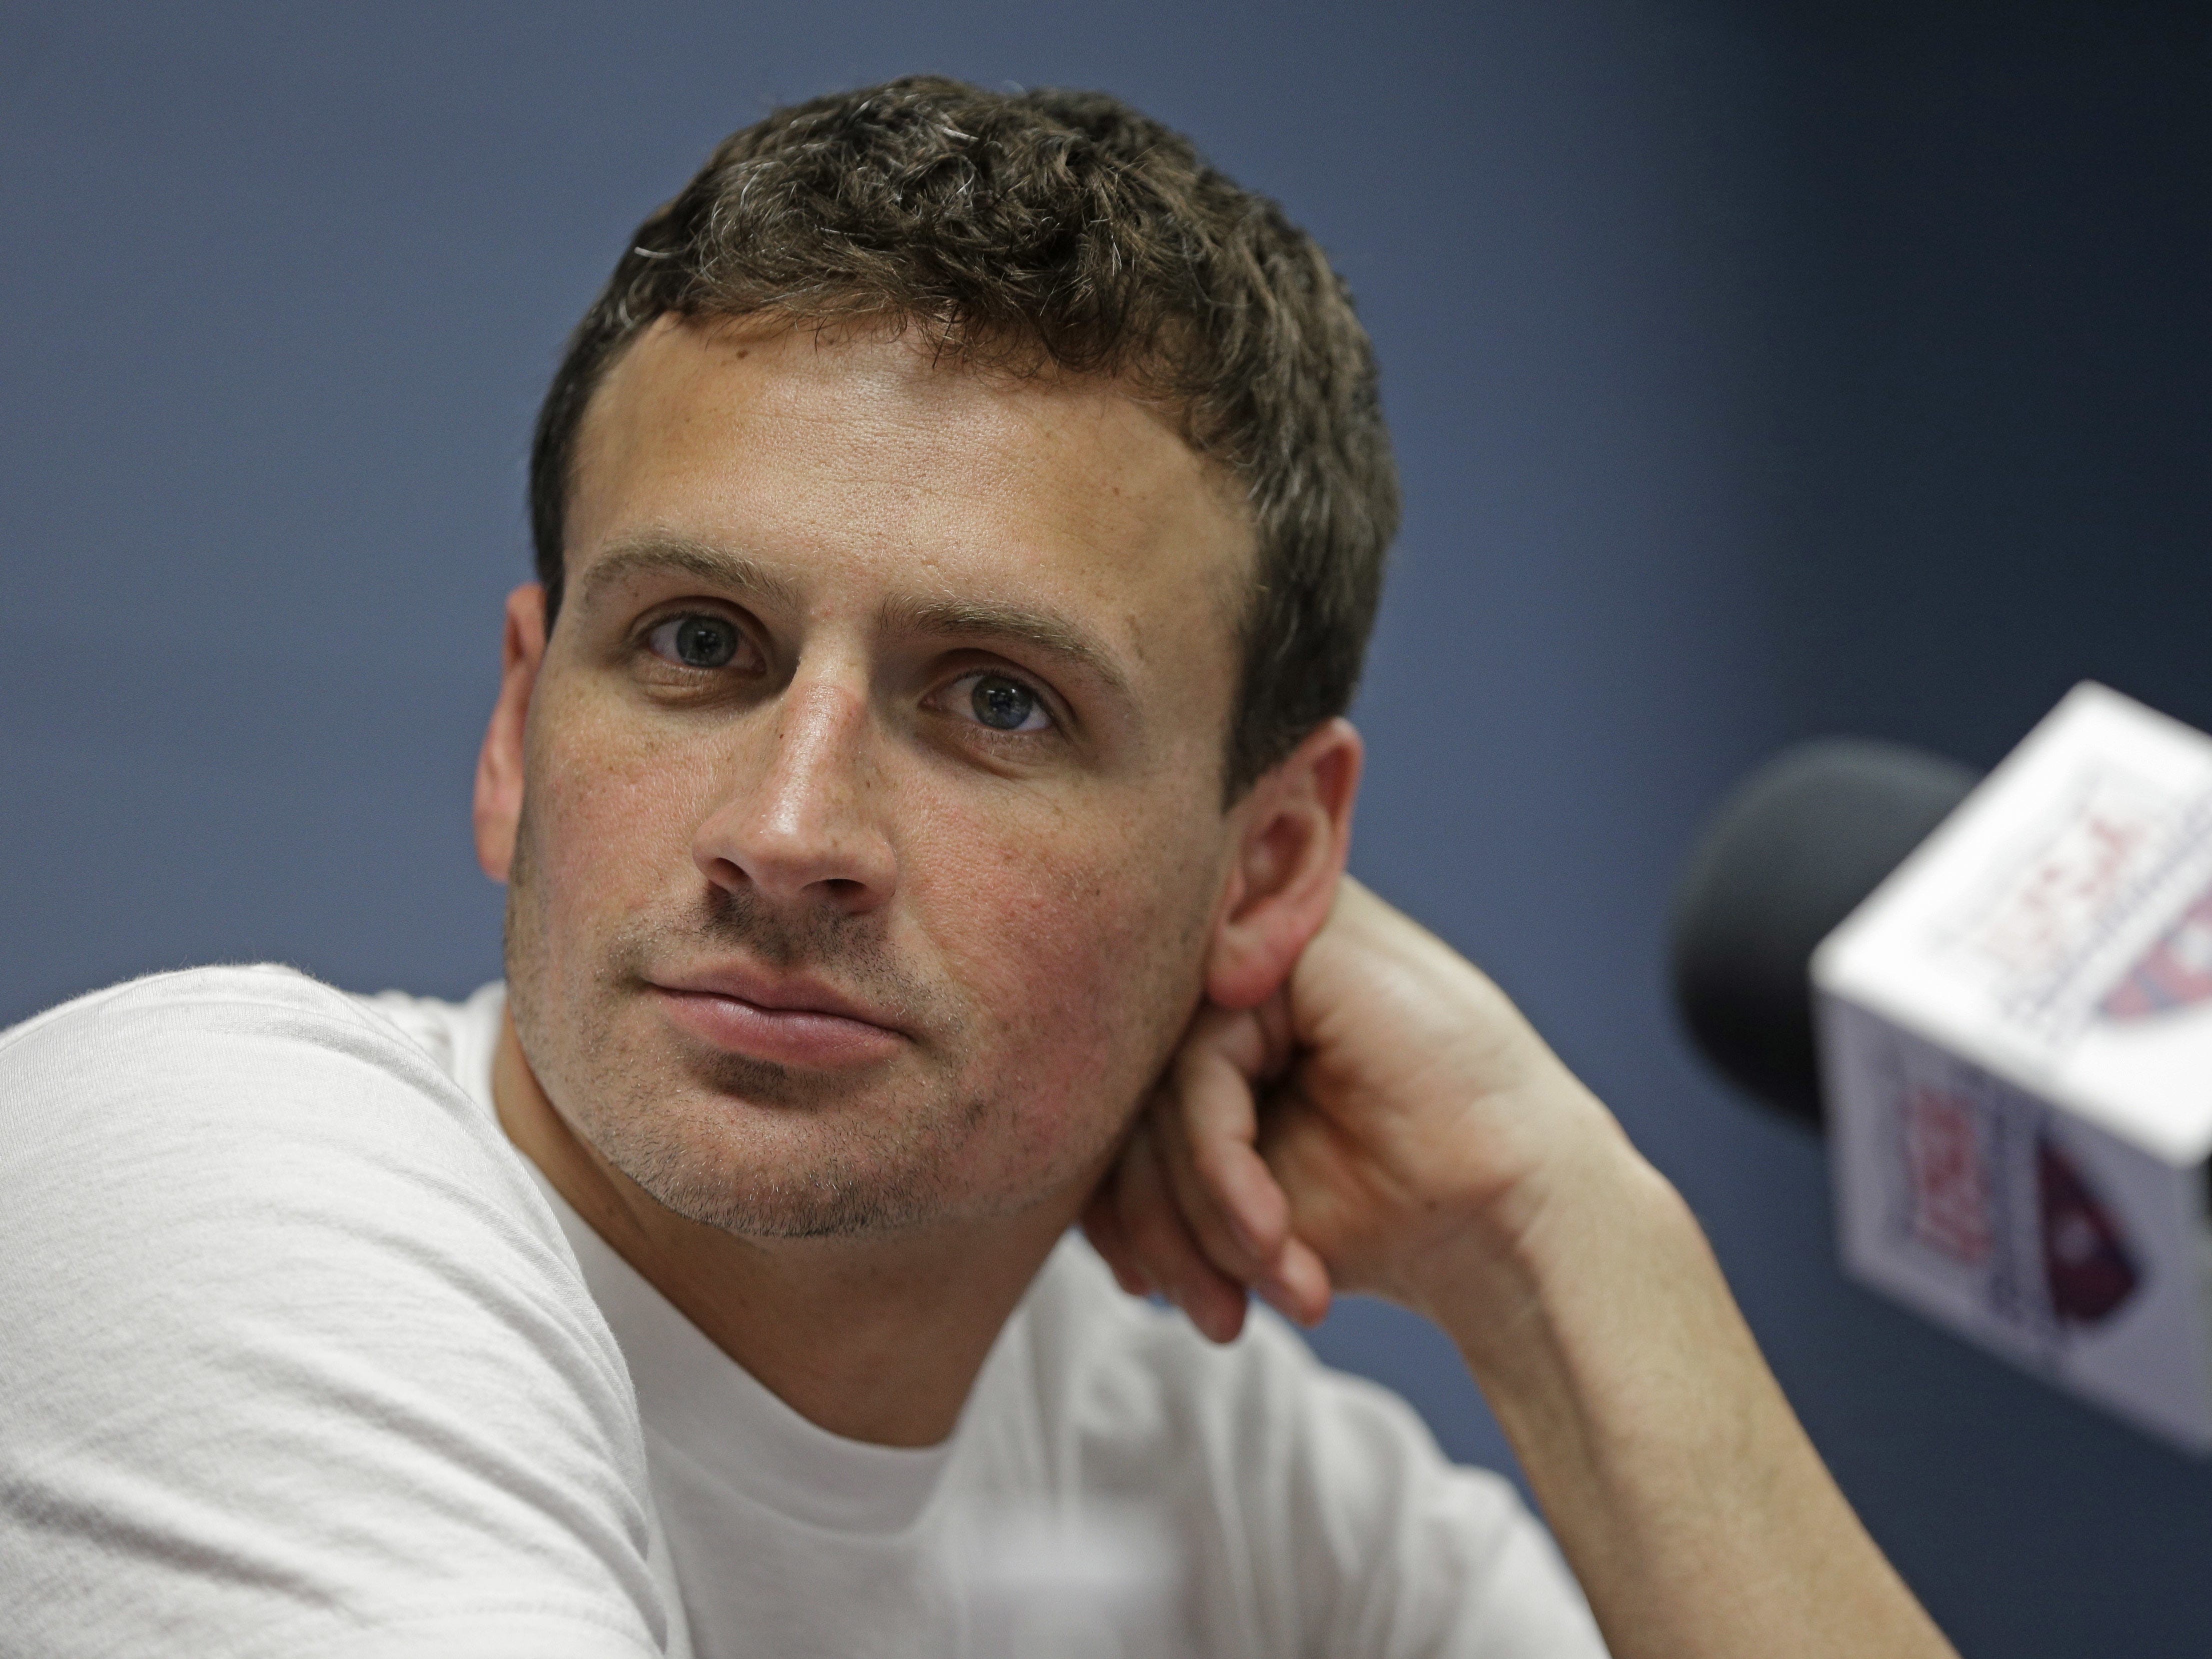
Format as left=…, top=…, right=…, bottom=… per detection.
left=2100, top=882, right=2212, bottom=1021
left=1902, top=1085, right=2141, bottom=1328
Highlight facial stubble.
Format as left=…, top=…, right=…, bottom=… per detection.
left=501, top=816, right=1140, bottom=1241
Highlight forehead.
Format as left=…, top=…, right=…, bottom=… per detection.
left=563, top=318, right=1253, bottom=659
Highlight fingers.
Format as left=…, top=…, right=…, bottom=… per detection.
left=1087, top=1001, right=1338, bottom=1339
left=1079, top=1173, right=1154, bottom=1298
left=1156, top=1037, right=1291, bottom=1282
left=1116, top=1119, right=1250, bottom=1343
left=1155, top=1120, right=1332, bottom=1329
left=1260, top=1234, right=1334, bottom=1328
left=1146, top=1008, right=1335, bottom=1329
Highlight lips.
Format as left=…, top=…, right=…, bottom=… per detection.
left=647, top=963, right=911, bottom=1070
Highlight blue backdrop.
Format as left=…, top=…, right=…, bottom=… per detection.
left=5, top=4, right=2207, bottom=1652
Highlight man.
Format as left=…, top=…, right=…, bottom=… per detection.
left=0, top=77, right=1955, bottom=1657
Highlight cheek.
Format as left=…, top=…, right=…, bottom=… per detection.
left=519, top=690, right=711, bottom=947
left=910, top=783, right=1225, bottom=1134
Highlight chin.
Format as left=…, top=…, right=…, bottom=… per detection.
left=610, top=1071, right=1118, bottom=1242
left=656, top=1164, right=955, bottom=1240
left=582, top=1076, right=991, bottom=1240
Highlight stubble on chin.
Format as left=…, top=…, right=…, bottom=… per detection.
left=502, top=853, right=1047, bottom=1240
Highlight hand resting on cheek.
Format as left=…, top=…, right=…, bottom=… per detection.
left=1083, top=875, right=1620, bottom=1344
left=1083, top=876, right=1961, bottom=1659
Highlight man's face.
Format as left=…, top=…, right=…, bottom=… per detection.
left=498, top=317, right=1255, bottom=1239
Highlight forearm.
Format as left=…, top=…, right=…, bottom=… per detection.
left=1428, top=1126, right=1954, bottom=1659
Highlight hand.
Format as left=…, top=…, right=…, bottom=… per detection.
left=1083, top=876, right=1634, bottom=1343
left=1087, top=880, right=1961, bottom=1659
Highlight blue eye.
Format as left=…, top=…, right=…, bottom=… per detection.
left=648, top=614, right=743, bottom=669
left=950, top=672, right=1051, bottom=733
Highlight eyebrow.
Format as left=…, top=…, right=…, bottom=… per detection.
left=571, top=536, right=804, bottom=618
left=878, top=592, right=1132, bottom=701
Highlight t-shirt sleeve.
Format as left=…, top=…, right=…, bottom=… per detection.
left=0, top=967, right=669, bottom=1659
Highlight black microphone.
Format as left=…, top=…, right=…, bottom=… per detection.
left=1668, top=739, right=1982, bottom=1127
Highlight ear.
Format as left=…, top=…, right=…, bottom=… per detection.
left=473, top=584, right=549, bottom=883
left=1205, top=717, right=1363, bottom=1011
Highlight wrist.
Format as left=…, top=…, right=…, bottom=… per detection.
left=1411, top=1110, right=1713, bottom=1405
left=1414, top=1108, right=1798, bottom=1554
left=1392, top=1064, right=1670, bottom=1320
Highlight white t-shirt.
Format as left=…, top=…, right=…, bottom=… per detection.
left=0, top=965, right=1607, bottom=1657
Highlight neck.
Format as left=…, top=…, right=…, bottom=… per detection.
left=492, top=1007, right=1080, bottom=1447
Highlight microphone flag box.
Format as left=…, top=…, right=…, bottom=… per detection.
left=1814, top=683, right=2212, bottom=1451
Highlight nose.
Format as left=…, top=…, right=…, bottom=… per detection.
left=692, top=666, right=896, bottom=915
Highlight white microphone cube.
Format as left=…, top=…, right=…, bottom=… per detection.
left=1814, top=683, right=2212, bottom=1452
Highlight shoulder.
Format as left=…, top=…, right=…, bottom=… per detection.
left=4, top=960, right=391, bottom=1048
left=0, top=964, right=590, bottom=1375
left=0, top=966, right=665, bottom=1654
left=1, top=965, right=547, bottom=1262
left=4, top=962, right=466, bottom=1114
left=4, top=963, right=513, bottom=1198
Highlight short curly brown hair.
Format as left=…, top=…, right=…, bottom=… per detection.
left=530, top=76, right=1398, bottom=795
